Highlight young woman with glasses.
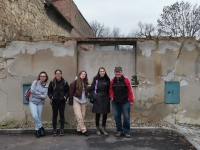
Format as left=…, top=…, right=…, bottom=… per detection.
left=29, top=71, right=49, bottom=138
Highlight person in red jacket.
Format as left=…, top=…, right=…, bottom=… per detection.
left=109, top=67, right=134, bottom=138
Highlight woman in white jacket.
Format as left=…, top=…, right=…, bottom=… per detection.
left=29, top=71, right=49, bottom=138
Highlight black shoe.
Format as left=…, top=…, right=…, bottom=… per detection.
left=83, top=131, right=89, bottom=137
left=53, top=129, right=57, bottom=136
left=35, top=130, right=41, bottom=138
left=39, top=127, right=45, bottom=136
left=59, top=129, right=64, bottom=136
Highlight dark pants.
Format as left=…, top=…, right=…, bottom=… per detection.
left=52, top=102, right=65, bottom=130
left=112, top=101, right=130, bottom=134
left=95, top=113, right=107, bottom=127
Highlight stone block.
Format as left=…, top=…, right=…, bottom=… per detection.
left=8, top=14, right=16, bottom=22
left=0, top=8, right=6, bottom=18
left=18, top=0, right=28, bottom=10
left=49, top=35, right=58, bottom=41
left=0, top=30, right=4, bottom=36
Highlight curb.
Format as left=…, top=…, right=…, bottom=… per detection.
left=172, top=124, right=200, bottom=150
left=0, top=127, right=174, bottom=134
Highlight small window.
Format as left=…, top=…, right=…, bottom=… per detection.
left=118, top=45, right=134, bottom=51
left=100, top=45, right=115, bottom=51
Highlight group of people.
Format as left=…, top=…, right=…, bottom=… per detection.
left=29, top=67, right=134, bottom=138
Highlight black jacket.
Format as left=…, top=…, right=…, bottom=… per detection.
left=111, top=75, right=128, bottom=103
left=48, top=78, right=69, bottom=103
left=91, top=77, right=110, bottom=114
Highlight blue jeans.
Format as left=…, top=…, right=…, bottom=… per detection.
left=112, top=101, right=130, bottom=133
left=29, top=101, right=43, bottom=130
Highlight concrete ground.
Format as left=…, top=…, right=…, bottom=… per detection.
left=174, top=124, right=200, bottom=150
left=0, top=129, right=196, bottom=150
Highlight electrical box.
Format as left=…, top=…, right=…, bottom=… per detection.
left=23, top=84, right=31, bottom=104
left=165, top=82, right=180, bottom=104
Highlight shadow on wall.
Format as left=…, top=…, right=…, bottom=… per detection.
left=44, top=3, right=73, bottom=33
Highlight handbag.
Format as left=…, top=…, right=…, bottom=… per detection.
left=89, top=80, right=98, bottom=104
left=24, top=80, right=38, bottom=102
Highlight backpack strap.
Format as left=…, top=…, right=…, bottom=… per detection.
left=94, top=80, right=98, bottom=94
left=64, top=80, right=66, bottom=86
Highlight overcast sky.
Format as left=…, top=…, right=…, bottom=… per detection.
left=73, top=0, right=200, bottom=35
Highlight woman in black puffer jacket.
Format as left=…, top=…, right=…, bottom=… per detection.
left=48, top=69, right=69, bottom=136
left=91, top=67, right=110, bottom=136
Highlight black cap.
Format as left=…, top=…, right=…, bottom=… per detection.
left=114, top=67, right=122, bottom=72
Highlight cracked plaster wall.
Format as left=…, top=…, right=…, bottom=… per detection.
left=78, top=45, right=136, bottom=83
left=1, top=39, right=200, bottom=126
left=0, top=40, right=77, bottom=125
left=136, top=40, right=200, bottom=125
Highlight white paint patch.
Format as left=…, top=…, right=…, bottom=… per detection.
left=161, top=71, right=175, bottom=81
left=181, top=110, right=187, bottom=114
left=138, top=41, right=155, bottom=57
left=180, top=80, right=188, bottom=87
left=161, top=59, right=180, bottom=81
left=2, top=41, right=75, bottom=58
left=184, top=41, right=195, bottom=51
left=158, top=41, right=180, bottom=54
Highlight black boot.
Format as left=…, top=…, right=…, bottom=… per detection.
left=53, top=129, right=57, bottom=136
left=59, top=129, right=64, bottom=136
left=39, top=127, right=45, bottom=136
left=35, top=130, right=41, bottom=138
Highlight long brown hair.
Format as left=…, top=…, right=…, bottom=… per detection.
left=92, top=67, right=110, bottom=83
left=76, top=70, right=89, bottom=91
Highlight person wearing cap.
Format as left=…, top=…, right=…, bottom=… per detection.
left=109, top=67, right=134, bottom=138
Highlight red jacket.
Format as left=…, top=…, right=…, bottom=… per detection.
left=109, top=76, right=134, bottom=103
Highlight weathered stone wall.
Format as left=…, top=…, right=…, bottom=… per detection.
left=52, top=0, right=94, bottom=38
left=0, top=0, right=199, bottom=126
left=1, top=38, right=200, bottom=128
left=0, top=0, right=75, bottom=43
left=136, top=39, right=200, bottom=125
left=0, top=0, right=94, bottom=128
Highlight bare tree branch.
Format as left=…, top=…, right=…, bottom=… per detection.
left=90, top=20, right=124, bottom=38
left=128, top=22, right=157, bottom=38
left=157, top=1, right=200, bottom=37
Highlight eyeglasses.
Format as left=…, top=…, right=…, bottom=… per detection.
left=40, top=76, right=46, bottom=78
